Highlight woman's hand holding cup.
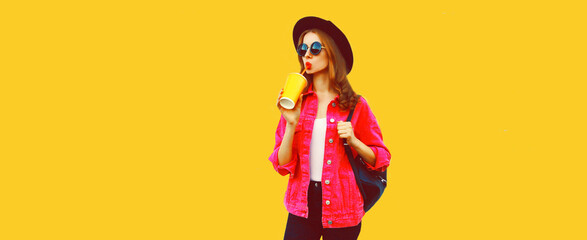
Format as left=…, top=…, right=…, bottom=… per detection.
left=277, top=89, right=303, bottom=126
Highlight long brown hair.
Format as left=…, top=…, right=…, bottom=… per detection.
left=297, top=29, right=358, bottom=111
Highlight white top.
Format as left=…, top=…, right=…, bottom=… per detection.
left=309, top=118, right=327, bottom=181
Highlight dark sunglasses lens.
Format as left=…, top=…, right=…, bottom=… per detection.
left=310, top=42, right=322, bottom=55
left=297, top=44, right=308, bottom=56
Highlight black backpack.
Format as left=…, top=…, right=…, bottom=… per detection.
left=343, top=96, right=388, bottom=212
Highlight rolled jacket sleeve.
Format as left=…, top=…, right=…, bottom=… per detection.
left=353, top=97, right=391, bottom=172
left=268, top=116, right=298, bottom=176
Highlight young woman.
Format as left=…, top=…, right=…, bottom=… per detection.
left=269, top=16, right=391, bottom=240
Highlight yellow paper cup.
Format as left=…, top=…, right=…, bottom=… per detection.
left=279, top=73, right=307, bottom=109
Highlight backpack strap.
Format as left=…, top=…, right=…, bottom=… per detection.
left=344, top=95, right=360, bottom=122
left=343, top=95, right=367, bottom=206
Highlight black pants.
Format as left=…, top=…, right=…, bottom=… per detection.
left=284, top=181, right=361, bottom=240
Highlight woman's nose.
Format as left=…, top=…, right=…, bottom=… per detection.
left=304, top=51, right=312, bottom=58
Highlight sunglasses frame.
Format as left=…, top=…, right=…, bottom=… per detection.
left=297, top=41, right=326, bottom=57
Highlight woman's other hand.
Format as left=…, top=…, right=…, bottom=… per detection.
left=337, top=121, right=357, bottom=145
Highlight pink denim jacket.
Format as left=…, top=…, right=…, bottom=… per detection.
left=269, top=83, right=391, bottom=228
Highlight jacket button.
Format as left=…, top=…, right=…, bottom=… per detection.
left=328, top=220, right=333, bottom=225
left=328, top=139, right=333, bottom=143
left=325, top=180, right=330, bottom=185
left=325, top=200, right=331, bottom=205
left=331, top=103, right=336, bottom=107
left=326, top=160, right=332, bottom=164
left=330, top=118, right=335, bottom=123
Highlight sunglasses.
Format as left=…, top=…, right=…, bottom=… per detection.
left=297, top=41, right=325, bottom=57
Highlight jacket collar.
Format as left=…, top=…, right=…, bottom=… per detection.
left=304, top=81, right=340, bottom=102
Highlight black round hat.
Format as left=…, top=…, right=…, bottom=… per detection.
left=292, top=16, right=354, bottom=74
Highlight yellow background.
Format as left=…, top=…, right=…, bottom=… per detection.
left=1, top=0, right=586, bottom=239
